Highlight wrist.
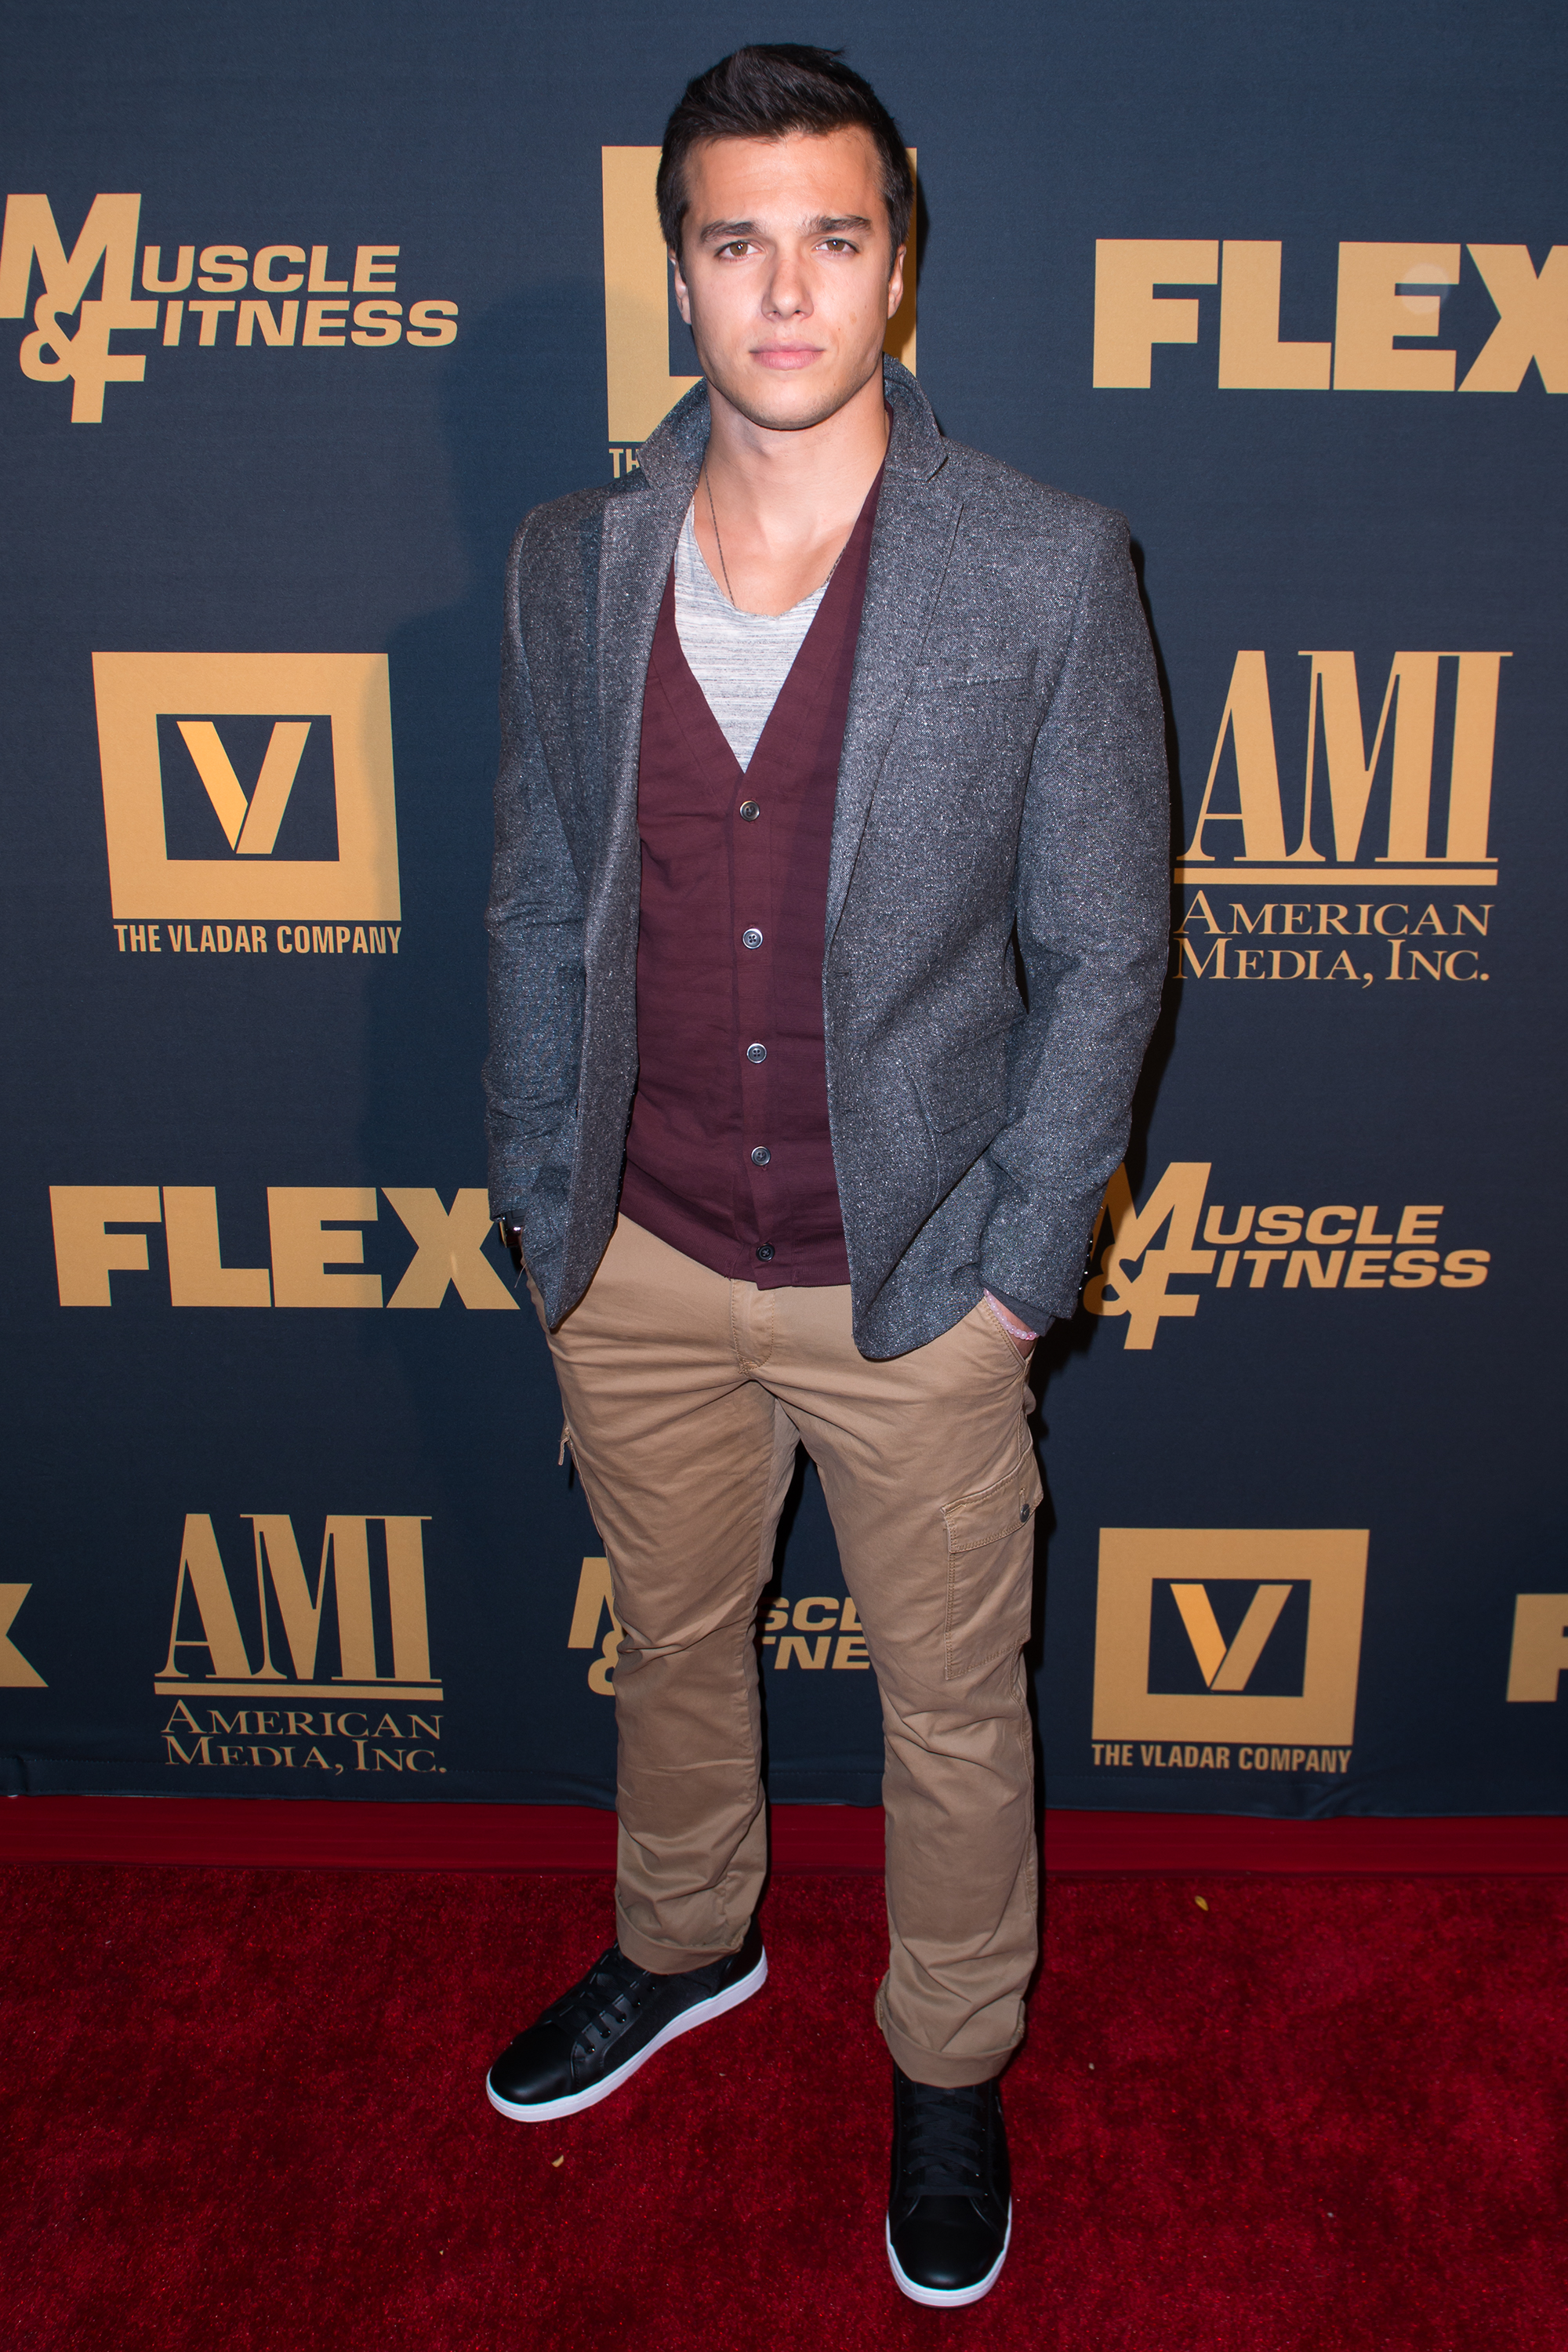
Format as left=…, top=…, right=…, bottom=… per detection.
left=983, top=1289, right=1037, bottom=1349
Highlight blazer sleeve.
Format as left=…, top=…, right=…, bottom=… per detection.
left=482, top=517, right=588, bottom=1223
left=978, top=510, right=1170, bottom=1328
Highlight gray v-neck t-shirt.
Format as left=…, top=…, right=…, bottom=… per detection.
left=672, top=500, right=829, bottom=771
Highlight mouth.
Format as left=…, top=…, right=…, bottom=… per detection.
left=750, top=343, right=825, bottom=372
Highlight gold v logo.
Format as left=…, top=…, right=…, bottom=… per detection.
left=1169, top=1581, right=1292, bottom=1690
left=94, top=652, right=400, bottom=921
left=1092, top=1530, right=1367, bottom=1747
left=176, top=720, right=311, bottom=855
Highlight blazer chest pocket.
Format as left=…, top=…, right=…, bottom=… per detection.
left=903, top=666, right=1039, bottom=802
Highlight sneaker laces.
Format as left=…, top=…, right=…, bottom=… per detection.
left=898, top=2082, right=992, bottom=2195
left=538, top=1945, right=650, bottom=2044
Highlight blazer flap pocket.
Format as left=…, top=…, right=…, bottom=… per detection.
left=943, top=1450, right=1044, bottom=1556
left=916, top=660, right=1031, bottom=695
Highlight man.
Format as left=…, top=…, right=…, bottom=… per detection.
left=483, top=45, right=1167, bottom=2308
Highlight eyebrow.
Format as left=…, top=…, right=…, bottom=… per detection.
left=696, top=212, right=876, bottom=245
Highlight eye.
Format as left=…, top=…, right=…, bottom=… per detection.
left=819, top=238, right=856, bottom=253
left=716, top=240, right=755, bottom=260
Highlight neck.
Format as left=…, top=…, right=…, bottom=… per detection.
left=702, top=363, right=889, bottom=539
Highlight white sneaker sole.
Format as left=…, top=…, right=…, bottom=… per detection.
left=886, top=2202, right=1012, bottom=2307
left=485, top=1946, right=768, bottom=2123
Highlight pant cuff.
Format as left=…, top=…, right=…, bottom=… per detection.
left=615, top=1904, right=742, bottom=1978
left=877, top=1997, right=1019, bottom=2089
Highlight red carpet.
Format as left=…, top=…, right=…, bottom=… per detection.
left=4, top=1865, right=1565, bottom=2350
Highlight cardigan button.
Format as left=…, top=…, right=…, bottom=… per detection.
left=746, top=1042, right=768, bottom=1063
left=739, top=800, right=760, bottom=821
left=742, top=927, right=764, bottom=949
left=756, top=1243, right=775, bottom=1262
left=751, top=1145, right=771, bottom=1166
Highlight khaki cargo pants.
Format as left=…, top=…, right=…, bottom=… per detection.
left=533, top=1214, right=1042, bottom=2087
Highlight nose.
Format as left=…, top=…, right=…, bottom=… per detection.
left=763, top=249, right=811, bottom=321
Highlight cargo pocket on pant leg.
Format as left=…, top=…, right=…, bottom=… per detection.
left=940, top=1443, right=1044, bottom=1682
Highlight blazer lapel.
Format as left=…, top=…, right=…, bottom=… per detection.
left=826, top=375, right=961, bottom=948
left=587, top=408, right=703, bottom=954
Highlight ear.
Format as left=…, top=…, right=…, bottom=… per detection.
left=671, top=250, right=693, bottom=328
left=886, top=243, right=907, bottom=321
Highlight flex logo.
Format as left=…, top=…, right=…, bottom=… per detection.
left=1092, top=1528, right=1367, bottom=1755
left=1083, top=1162, right=1490, bottom=1348
left=601, top=147, right=917, bottom=473
left=1094, top=240, right=1565, bottom=391
left=1, top=193, right=457, bottom=419
left=157, top=1512, right=440, bottom=1700
left=93, top=653, right=399, bottom=923
left=50, top=1185, right=516, bottom=1310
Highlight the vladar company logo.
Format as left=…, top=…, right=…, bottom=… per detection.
left=600, top=147, right=917, bottom=474
left=93, top=652, right=400, bottom=935
left=1084, top=1163, right=1490, bottom=1350
left=158, top=1511, right=443, bottom=1778
left=0, top=194, right=457, bottom=421
left=1091, top=1528, right=1367, bottom=1778
left=1093, top=239, right=1565, bottom=392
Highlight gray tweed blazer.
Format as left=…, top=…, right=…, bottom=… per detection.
left=484, top=358, right=1168, bottom=1357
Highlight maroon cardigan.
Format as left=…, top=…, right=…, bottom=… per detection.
left=619, top=470, right=883, bottom=1288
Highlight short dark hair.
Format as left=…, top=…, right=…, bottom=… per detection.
left=657, top=45, right=913, bottom=266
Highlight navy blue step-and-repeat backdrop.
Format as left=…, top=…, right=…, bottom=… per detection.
left=2, top=1, right=1563, bottom=1817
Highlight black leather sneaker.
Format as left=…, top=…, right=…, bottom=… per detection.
left=485, top=1924, right=767, bottom=2122
left=886, top=2064, right=1012, bottom=2307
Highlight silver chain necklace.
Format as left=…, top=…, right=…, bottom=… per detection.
left=702, top=462, right=845, bottom=611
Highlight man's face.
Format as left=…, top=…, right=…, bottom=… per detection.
left=671, top=126, right=906, bottom=434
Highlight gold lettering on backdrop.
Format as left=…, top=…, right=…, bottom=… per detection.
left=1333, top=243, right=1461, bottom=391
left=1216, top=241, right=1331, bottom=390
left=155, top=1513, right=440, bottom=1698
left=49, top=1184, right=162, bottom=1305
left=0, top=191, right=154, bottom=419
left=568, top=1555, right=622, bottom=1696
left=49, top=1185, right=524, bottom=1308
left=382, top=1189, right=518, bottom=1311
left=1082, top=1164, right=1490, bottom=1347
left=266, top=1188, right=383, bottom=1308
left=162, top=1186, right=271, bottom=1307
left=1181, top=652, right=1288, bottom=864
left=1175, top=649, right=1508, bottom=885
left=1093, top=239, right=1218, bottom=386
left=1094, top=237, right=1565, bottom=394
left=0, top=1587, right=46, bottom=1686
left=1082, top=1162, right=1214, bottom=1349
left=602, top=146, right=916, bottom=466
left=1460, top=245, right=1568, bottom=392
left=1092, top=1529, right=1367, bottom=1747
left=1504, top=1597, right=1568, bottom=1703
left=93, top=652, right=399, bottom=923
left=601, top=147, right=699, bottom=449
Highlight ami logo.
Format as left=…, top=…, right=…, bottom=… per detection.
left=93, top=652, right=399, bottom=922
left=1177, top=645, right=1506, bottom=889
left=1091, top=1528, right=1367, bottom=1747
left=157, top=1512, right=438, bottom=1701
